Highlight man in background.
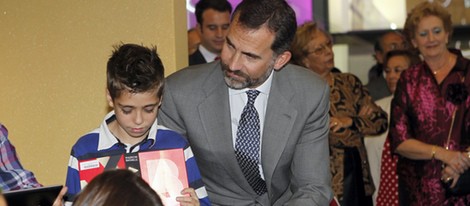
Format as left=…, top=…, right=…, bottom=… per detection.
left=189, top=0, right=232, bottom=65
left=366, top=31, right=407, bottom=101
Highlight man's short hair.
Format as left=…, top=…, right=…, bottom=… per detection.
left=232, top=0, right=297, bottom=55
left=107, top=43, right=165, bottom=100
left=195, top=0, right=232, bottom=25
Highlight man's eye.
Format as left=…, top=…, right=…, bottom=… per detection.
left=122, top=109, right=132, bottom=114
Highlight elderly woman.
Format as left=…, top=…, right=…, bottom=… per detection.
left=291, top=21, right=388, bottom=206
left=390, top=1, right=470, bottom=205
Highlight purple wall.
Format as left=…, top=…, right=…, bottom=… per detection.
left=186, top=0, right=313, bottom=29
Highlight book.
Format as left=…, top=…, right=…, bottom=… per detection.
left=78, top=148, right=188, bottom=206
left=3, top=185, right=63, bottom=206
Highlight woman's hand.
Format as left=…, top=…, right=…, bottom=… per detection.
left=329, top=116, right=353, bottom=132
left=176, top=187, right=200, bottom=206
left=441, top=150, right=470, bottom=187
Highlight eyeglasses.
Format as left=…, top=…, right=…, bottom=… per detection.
left=305, top=40, right=333, bottom=56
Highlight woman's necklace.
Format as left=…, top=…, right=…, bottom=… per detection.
left=432, top=54, right=452, bottom=75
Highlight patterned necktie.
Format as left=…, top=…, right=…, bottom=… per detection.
left=235, top=90, right=267, bottom=195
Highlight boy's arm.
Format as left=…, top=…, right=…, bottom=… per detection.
left=64, top=152, right=80, bottom=203
left=184, top=146, right=210, bottom=206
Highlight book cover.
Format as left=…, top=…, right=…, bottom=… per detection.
left=78, top=148, right=188, bottom=206
left=138, top=149, right=188, bottom=206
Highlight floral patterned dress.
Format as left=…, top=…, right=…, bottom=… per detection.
left=329, top=73, right=388, bottom=204
left=390, top=49, right=470, bottom=206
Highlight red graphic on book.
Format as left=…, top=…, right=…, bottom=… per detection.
left=78, top=154, right=126, bottom=189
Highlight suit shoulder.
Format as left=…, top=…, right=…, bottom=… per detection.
left=280, top=64, right=327, bottom=87
left=166, top=62, right=217, bottom=85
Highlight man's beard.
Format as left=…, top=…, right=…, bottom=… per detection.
left=221, top=60, right=275, bottom=89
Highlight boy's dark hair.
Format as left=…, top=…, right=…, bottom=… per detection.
left=107, top=43, right=164, bottom=99
left=195, top=0, right=232, bottom=25
left=232, top=0, right=297, bottom=55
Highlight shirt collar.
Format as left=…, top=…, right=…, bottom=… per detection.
left=98, top=111, right=158, bottom=150
left=199, top=45, right=218, bottom=62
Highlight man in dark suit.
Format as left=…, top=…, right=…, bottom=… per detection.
left=366, top=31, right=407, bottom=101
left=189, top=0, right=232, bottom=66
left=159, top=0, right=332, bottom=205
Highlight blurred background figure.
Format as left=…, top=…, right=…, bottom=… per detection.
left=72, top=170, right=163, bottom=206
left=0, top=123, right=41, bottom=191
left=189, top=0, right=232, bottom=65
left=366, top=32, right=408, bottom=101
left=390, top=1, right=470, bottom=205
left=188, top=28, right=201, bottom=55
left=291, top=21, right=388, bottom=206
left=364, top=50, right=420, bottom=206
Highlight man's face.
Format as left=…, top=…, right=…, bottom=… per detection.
left=220, top=20, right=288, bottom=89
left=377, top=33, right=406, bottom=63
left=106, top=89, right=160, bottom=144
left=197, top=9, right=230, bottom=54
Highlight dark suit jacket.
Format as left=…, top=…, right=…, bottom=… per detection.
left=189, top=49, right=207, bottom=66
left=158, top=61, right=333, bottom=205
left=366, top=75, right=391, bottom=101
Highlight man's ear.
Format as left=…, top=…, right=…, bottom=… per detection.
left=106, top=89, right=114, bottom=108
left=197, top=23, right=203, bottom=34
left=273, top=51, right=292, bottom=71
left=376, top=51, right=384, bottom=64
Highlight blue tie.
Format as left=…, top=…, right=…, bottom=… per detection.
left=235, top=90, right=267, bottom=195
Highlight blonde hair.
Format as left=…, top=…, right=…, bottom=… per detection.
left=290, top=21, right=331, bottom=67
left=404, top=1, right=453, bottom=43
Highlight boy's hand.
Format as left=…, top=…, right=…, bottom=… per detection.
left=176, top=187, right=200, bottom=206
left=52, top=186, right=67, bottom=206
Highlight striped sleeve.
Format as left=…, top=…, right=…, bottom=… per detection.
left=184, top=145, right=210, bottom=206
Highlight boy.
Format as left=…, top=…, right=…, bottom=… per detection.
left=65, top=44, right=209, bottom=206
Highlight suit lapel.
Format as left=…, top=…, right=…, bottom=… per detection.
left=197, top=64, right=253, bottom=191
left=261, top=72, right=297, bottom=188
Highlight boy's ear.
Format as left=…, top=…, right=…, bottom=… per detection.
left=106, top=90, right=114, bottom=108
